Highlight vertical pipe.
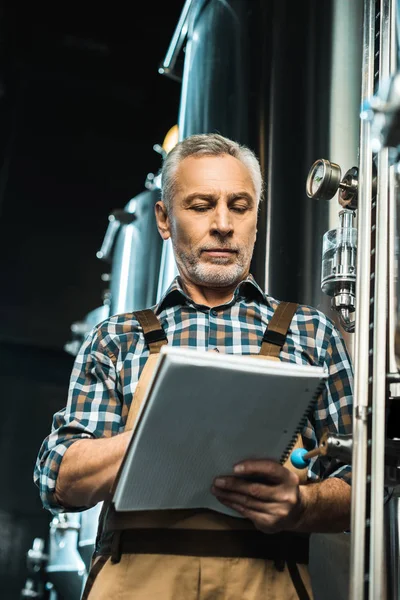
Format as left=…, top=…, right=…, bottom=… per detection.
left=386, top=13, right=399, bottom=596
left=263, top=18, right=275, bottom=294
left=370, top=2, right=391, bottom=597
left=328, top=0, right=363, bottom=230
left=388, top=0, right=399, bottom=377
left=349, top=0, right=375, bottom=597
left=327, top=0, right=363, bottom=358
left=177, top=2, right=195, bottom=142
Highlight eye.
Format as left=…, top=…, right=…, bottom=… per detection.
left=231, top=204, right=248, bottom=213
left=190, top=204, right=210, bottom=212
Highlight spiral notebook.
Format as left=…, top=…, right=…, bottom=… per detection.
left=113, top=346, right=328, bottom=517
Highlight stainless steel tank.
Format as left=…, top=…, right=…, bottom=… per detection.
left=96, top=187, right=165, bottom=316
left=168, top=0, right=362, bottom=312
left=64, top=186, right=171, bottom=357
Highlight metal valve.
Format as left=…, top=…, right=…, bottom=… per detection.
left=96, top=208, right=137, bottom=261
left=306, top=159, right=360, bottom=332
left=306, top=158, right=359, bottom=209
left=27, top=538, right=48, bottom=573
left=321, top=209, right=357, bottom=332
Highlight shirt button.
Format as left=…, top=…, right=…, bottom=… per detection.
left=211, top=309, right=218, bottom=316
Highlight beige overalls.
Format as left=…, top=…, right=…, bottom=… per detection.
left=82, top=302, right=314, bottom=600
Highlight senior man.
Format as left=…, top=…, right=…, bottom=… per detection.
left=35, top=133, right=353, bottom=600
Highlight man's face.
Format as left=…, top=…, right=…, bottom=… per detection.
left=156, top=154, right=258, bottom=289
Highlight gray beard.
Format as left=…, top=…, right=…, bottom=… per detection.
left=172, top=244, right=251, bottom=288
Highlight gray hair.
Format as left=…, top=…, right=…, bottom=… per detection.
left=160, top=132, right=264, bottom=211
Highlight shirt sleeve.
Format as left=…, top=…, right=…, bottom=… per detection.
left=302, top=323, right=354, bottom=485
left=33, top=325, right=123, bottom=513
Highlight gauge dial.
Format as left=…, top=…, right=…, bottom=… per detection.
left=310, top=163, right=325, bottom=196
left=306, top=159, right=342, bottom=200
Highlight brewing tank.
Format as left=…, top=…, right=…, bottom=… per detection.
left=175, top=0, right=362, bottom=311
left=65, top=186, right=169, bottom=356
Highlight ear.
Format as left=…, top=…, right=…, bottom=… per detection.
left=155, top=201, right=171, bottom=240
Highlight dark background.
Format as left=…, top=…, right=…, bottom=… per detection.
left=0, top=1, right=184, bottom=596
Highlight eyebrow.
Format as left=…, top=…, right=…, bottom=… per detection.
left=182, top=192, right=255, bottom=205
left=227, top=192, right=255, bottom=204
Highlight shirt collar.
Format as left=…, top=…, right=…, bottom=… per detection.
left=155, top=273, right=271, bottom=313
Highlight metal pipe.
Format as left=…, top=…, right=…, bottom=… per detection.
left=349, top=0, right=376, bottom=597
left=388, top=0, right=399, bottom=377
left=388, top=165, right=398, bottom=376
left=158, top=0, right=195, bottom=81
left=176, top=5, right=194, bottom=141
left=370, top=1, right=391, bottom=596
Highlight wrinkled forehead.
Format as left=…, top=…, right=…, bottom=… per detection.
left=174, top=155, right=257, bottom=200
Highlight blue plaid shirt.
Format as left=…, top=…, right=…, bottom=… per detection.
left=34, top=275, right=353, bottom=513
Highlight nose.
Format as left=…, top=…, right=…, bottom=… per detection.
left=211, top=205, right=233, bottom=237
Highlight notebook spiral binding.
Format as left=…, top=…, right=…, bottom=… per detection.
left=279, top=377, right=328, bottom=465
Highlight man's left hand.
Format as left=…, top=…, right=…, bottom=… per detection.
left=211, top=458, right=306, bottom=533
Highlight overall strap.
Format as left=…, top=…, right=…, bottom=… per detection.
left=259, top=301, right=298, bottom=358
left=133, top=309, right=168, bottom=353
left=123, top=309, right=168, bottom=432
left=108, top=310, right=168, bottom=494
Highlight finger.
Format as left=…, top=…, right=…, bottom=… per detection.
left=212, top=487, right=273, bottom=512
left=221, top=501, right=282, bottom=533
left=212, top=486, right=296, bottom=517
left=233, top=459, right=299, bottom=485
left=212, top=477, right=288, bottom=502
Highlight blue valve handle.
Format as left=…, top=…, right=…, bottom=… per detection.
left=290, top=433, right=328, bottom=469
left=290, top=432, right=339, bottom=469
left=290, top=448, right=310, bottom=469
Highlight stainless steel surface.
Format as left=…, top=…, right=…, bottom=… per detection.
left=21, top=577, right=42, bottom=598
left=156, top=238, right=179, bottom=303
left=371, top=143, right=389, bottom=599
left=396, top=163, right=400, bottom=366
left=108, top=190, right=164, bottom=316
left=46, top=514, right=86, bottom=600
left=305, top=159, right=342, bottom=200
left=321, top=210, right=357, bottom=297
left=96, top=213, right=124, bottom=261
left=339, top=166, right=360, bottom=209
left=387, top=7, right=400, bottom=600
left=389, top=162, right=398, bottom=373
left=320, top=208, right=357, bottom=333
left=370, top=4, right=392, bottom=597
left=65, top=187, right=169, bottom=358
left=27, top=538, right=48, bottom=572
left=331, top=294, right=356, bottom=309
left=158, top=0, right=194, bottom=81
left=349, top=0, right=375, bottom=597
left=327, top=0, right=363, bottom=281
left=323, top=432, right=353, bottom=464
left=78, top=503, right=103, bottom=572
left=178, top=0, right=348, bottom=307
left=388, top=4, right=400, bottom=371
left=338, top=309, right=356, bottom=333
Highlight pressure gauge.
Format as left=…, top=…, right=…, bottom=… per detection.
left=306, top=159, right=342, bottom=200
